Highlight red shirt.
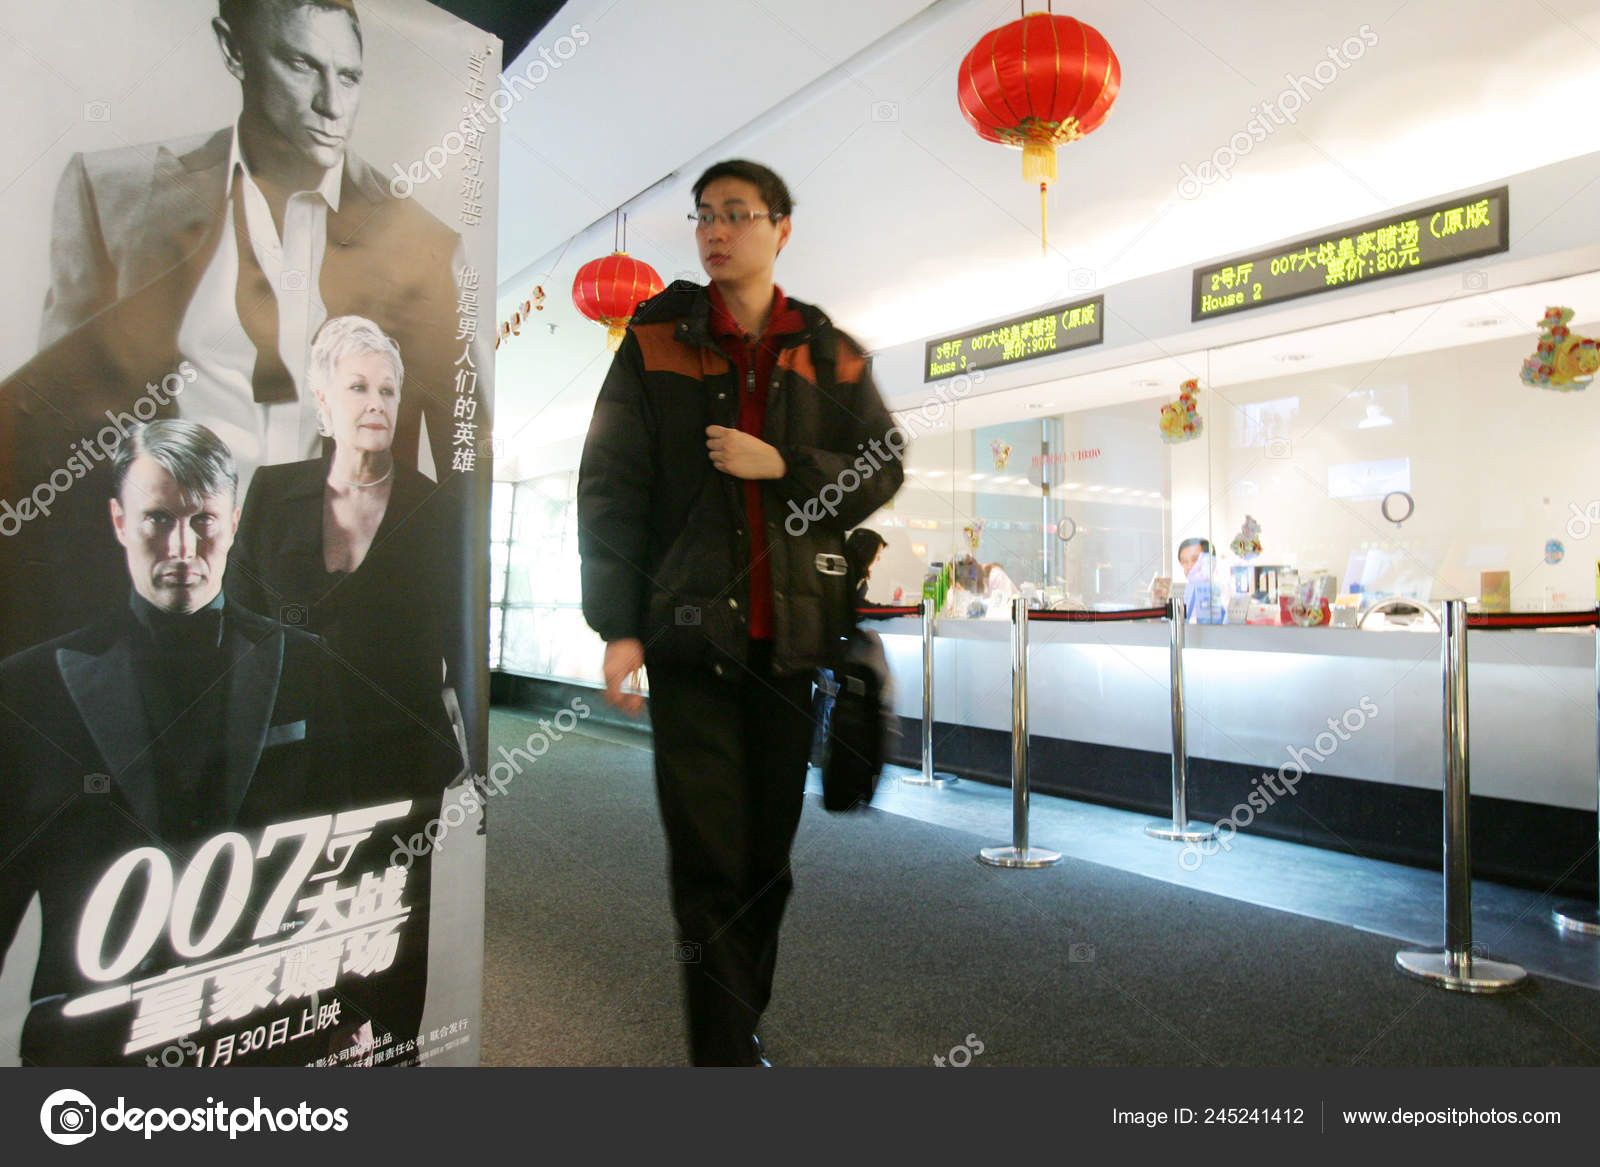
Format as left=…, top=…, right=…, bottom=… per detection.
left=708, top=282, right=804, bottom=641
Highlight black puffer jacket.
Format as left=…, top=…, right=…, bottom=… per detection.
left=577, top=281, right=904, bottom=677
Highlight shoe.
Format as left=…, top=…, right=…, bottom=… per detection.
left=752, top=1033, right=771, bottom=1068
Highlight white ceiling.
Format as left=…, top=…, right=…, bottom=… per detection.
left=490, top=0, right=1600, bottom=470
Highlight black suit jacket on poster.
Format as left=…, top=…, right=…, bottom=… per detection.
left=0, top=128, right=489, bottom=655
left=227, top=453, right=469, bottom=801
left=0, top=598, right=408, bottom=1067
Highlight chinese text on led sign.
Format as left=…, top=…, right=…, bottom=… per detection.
left=1192, top=187, right=1508, bottom=321
left=925, top=295, right=1104, bottom=381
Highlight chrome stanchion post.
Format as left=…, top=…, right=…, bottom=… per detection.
left=1146, top=597, right=1217, bottom=843
left=1396, top=599, right=1526, bottom=991
left=1552, top=604, right=1600, bottom=933
left=903, top=600, right=957, bottom=787
left=979, top=596, right=1060, bottom=868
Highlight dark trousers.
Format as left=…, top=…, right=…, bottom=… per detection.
left=646, top=641, right=816, bottom=1066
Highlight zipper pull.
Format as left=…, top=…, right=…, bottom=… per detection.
left=745, top=369, right=755, bottom=393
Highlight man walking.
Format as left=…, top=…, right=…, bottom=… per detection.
left=578, top=159, right=904, bottom=1066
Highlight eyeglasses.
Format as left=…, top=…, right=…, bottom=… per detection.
left=688, top=209, right=784, bottom=231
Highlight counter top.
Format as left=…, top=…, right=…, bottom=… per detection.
left=879, top=614, right=1595, bottom=669
left=877, top=614, right=1598, bottom=810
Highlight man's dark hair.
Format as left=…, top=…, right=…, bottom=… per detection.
left=1177, top=537, right=1212, bottom=557
left=219, top=0, right=359, bottom=41
left=112, top=421, right=239, bottom=508
left=692, top=159, right=794, bottom=219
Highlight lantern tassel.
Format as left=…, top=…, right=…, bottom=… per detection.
left=606, top=323, right=627, bottom=352
left=1022, top=144, right=1057, bottom=258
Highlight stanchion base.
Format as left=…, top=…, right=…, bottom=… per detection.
left=1394, top=950, right=1528, bottom=993
left=977, top=845, right=1061, bottom=869
left=1143, top=819, right=1218, bottom=843
left=1552, top=903, right=1600, bottom=935
left=902, top=771, right=958, bottom=788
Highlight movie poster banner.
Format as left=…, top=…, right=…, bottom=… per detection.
left=0, top=0, right=497, bottom=1067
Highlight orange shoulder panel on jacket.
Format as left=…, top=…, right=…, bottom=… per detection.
left=632, top=321, right=729, bottom=379
left=832, top=335, right=867, bottom=383
left=775, top=343, right=816, bottom=386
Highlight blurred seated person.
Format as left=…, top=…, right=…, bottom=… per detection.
left=979, top=561, right=1017, bottom=601
left=845, top=528, right=887, bottom=607
left=947, top=555, right=1017, bottom=618
left=1178, top=537, right=1223, bottom=624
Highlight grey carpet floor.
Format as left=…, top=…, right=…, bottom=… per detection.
left=481, top=711, right=1600, bottom=1067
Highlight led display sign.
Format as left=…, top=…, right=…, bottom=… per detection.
left=1192, top=187, right=1508, bottom=321
left=925, top=295, right=1104, bottom=381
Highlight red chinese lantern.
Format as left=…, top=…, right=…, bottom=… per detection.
left=957, top=10, right=1121, bottom=254
left=571, top=252, right=664, bottom=351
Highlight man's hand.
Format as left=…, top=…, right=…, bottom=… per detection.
left=706, top=426, right=785, bottom=480
left=603, top=638, right=646, bottom=715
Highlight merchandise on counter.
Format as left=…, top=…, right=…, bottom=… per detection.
left=1283, top=571, right=1337, bottom=627
left=1480, top=570, right=1512, bottom=612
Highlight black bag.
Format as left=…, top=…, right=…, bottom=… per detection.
left=820, top=628, right=892, bottom=812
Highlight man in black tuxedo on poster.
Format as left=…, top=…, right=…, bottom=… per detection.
left=0, top=420, right=395, bottom=1066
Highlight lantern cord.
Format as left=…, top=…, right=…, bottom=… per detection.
left=1040, top=182, right=1048, bottom=257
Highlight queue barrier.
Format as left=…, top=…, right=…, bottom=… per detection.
left=1466, top=607, right=1600, bottom=939
left=854, top=602, right=956, bottom=787
left=978, top=598, right=1212, bottom=869
left=868, top=590, right=1598, bottom=986
left=1394, top=600, right=1539, bottom=992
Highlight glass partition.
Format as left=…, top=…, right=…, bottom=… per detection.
left=492, top=273, right=1600, bottom=683
left=1202, top=328, right=1600, bottom=619
left=491, top=471, right=606, bottom=683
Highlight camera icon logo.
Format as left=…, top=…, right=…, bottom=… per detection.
left=1068, top=941, right=1096, bottom=963
left=870, top=100, right=899, bottom=122
left=1567, top=500, right=1600, bottom=541
left=1264, top=437, right=1292, bottom=460
left=281, top=269, right=308, bottom=292
left=673, top=940, right=701, bottom=963
left=83, top=773, right=111, bottom=795
left=40, top=1089, right=97, bottom=1145
left=674, top=605, right=701, bottom=627
left=1068, top=268, right=1097, bottom=291
left=1460, top=270, right=1489, bottom=291
left=279, top=603, right=309, bottom=627
left=83, top=101, right=110, bottom=122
